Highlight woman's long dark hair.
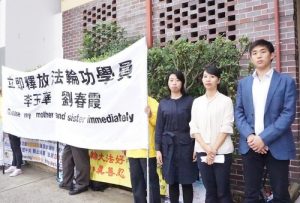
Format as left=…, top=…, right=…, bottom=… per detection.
left=166, top=70, right=186, bottom=95
left=203, top=65, right=228, bottom=96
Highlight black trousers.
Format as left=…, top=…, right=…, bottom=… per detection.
left=242, top=149, right=291, bottom=203
left=62, top=145, right=90, bottom=188
left=128, top=157, right=161, bottom=203
left=169, top=182, right=193, bottom=203
left=197, top=153, right=233, bottom=203
left=8, top=134, right=23, bottom=169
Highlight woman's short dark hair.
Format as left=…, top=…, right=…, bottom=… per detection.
left=203, top=65, right=228, bottom=95
left=204, top=65, right=222, bottom=79
left=166, top=70, right=186, bottom=95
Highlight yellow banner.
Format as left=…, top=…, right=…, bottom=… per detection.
left=90, top=150, right=167, bottom=195
left=90, top=150, right=131, bottom=187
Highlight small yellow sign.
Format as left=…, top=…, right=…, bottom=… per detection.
left=89, top=150, right=167, bottom=195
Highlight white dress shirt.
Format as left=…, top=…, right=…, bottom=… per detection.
left=189, top=92, right=234, bottom=154
left=252, top=68, right=273, bottom=135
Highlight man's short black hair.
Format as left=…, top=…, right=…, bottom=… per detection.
left=249, top=39, right=275, bottom=54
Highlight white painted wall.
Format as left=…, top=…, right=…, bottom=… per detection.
left=0, top=0, right=6, bottom=88
left=5, top=0, right=62, bottom=72
left=61, top=0, right=94, bottom=11
left=0, top=0, right=5, bottom=48
left=0, top=0, right=62, bottom=164
left=0, top=0, right=5, bottom=165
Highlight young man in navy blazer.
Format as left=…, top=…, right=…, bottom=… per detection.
left=235, top=39, right=297, bottom=203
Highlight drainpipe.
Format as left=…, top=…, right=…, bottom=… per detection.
left=274, top=0, right=281, bottom=72
left=146, top=0, right=153, bottom=48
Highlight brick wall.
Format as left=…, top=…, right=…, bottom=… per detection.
left=63, top=0, right=117, bottom=60
left=152, top=0, right=237, bottom=45
left=63, top=0, right=147, bottom=60
left=116, top=0, right=147, bottom=40
left=63, top=8, right=83, bottom=60
left=63, top=0, right=300, bottom=196
left=234, top=0, right=300, bottom=193
left=152, top=0, right=300, bottom=194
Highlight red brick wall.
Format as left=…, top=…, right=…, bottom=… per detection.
left=62, top=0, right=146, bottom=60
left=152, top=0, right=237, bottom=45
left=63, top=0, right=300, bottom=196
left=63, top=0, right=117, bottom=60
left=234, top=0, right=300, bottom=192
left=116, top=0, right=147, bottom=39
left=153, top=0, right=300, bottom=193
left=63, top=7, right=84, bottom=60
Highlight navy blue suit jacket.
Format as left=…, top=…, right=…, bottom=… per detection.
left=235, top=71, right=297, bottom=160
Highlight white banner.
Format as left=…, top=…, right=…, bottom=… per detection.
left=2, top=37, right=148, bottom=150
left=3, top=134, right=64, bottom=169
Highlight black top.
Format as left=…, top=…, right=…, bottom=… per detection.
left=155, top=95, right=193, bottom=151
left=155, top=95, right=198, bottom=184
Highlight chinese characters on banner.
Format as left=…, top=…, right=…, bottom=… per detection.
left=90, top=150, right=131, bottom=187
left=89, top=150, right=168, bottom=195
left=2, top=38, right=148, bottom=150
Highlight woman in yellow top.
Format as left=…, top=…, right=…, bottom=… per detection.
left=126, top=96, right=161, bottom=203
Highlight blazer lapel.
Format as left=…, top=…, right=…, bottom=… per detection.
left=265, top=71, right=280, bottom=113
left=246, top=76, right=254, bottom=113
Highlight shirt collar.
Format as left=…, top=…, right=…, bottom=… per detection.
left=252, top=68, right=274, bottom=79
left=204, top=91, right=220, bottom=102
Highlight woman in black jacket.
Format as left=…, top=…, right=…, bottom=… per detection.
left=155, top=70, right=198, bottom=203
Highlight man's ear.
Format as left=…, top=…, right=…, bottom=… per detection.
left=270, top=52, right=275, bottom=61
left=249, top=53, right=254, bottom=63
